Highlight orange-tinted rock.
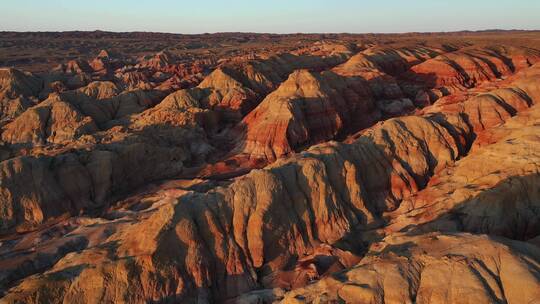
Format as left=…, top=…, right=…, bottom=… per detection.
left=232, top=69, right=378, bottom=161
left=0, top=68, right=42, bottom=124
left=77, top=81, right=120, bottom=99
left=280, top=233, right=540, bottom=304
left=137, top=50, right=178, bottom=70
left=1, top=94, right=98, bottom=144
left=0, top=68, right=42, bottom=100
left=1, top=36, right=540, bottom=304
left=2, top=88, right=536, bottom=301
left=404, top=47, right=540, bottom=104
left=386, top=104, right=540, bottom=240
left=359, top=45, right=443, bottom=75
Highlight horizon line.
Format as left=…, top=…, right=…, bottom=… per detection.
left=2, top=28, right=540, bottom=36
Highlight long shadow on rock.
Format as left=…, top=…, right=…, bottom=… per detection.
left=401, top=173, right=540, bottom=241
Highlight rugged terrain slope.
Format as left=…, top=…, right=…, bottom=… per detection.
left=0, top=31, right=539, bottom=303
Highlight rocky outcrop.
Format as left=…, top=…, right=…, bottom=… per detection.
left=279, top=233, right=540, bottom=304
left=115, top=70, right=153, bottom=90
left=195, top=67, right=260, bottom=121
left=231, top=69, right=379, bottom=162
left=229, top=45, right=520, bottom=164
left=1, top=93, right=98, bottom=145
left=403, top=46, right=540, bottom=104
left=1, top=88, right=164, bottom=145
left=0, top=68, right=42, bottom=124
left=0, top=124, right=210, bottom=233
left=0, top=68, right=42, bottom=100
left=386, top=105, right=540, bottom=240
left=332, top=53, right=404, bottom=101
left=76, top=81, right=120, bottom=100
left=356, top=46, right=444, bottom=76
left=131, top=47, right=360, bottom=132
left=137, top=50, right=178, bottom=70
left=132, top=88, right=219, bottom=132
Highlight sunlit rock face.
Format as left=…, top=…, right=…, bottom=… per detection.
left=0, top=31, right=539, bottom=304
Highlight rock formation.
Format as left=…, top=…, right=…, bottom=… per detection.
left=0, top=33, right=539, bottom=303
left=0, top=68, right=42, bottom=125
left=279, top=233, right=540, bottom=304
left=231, top=69, right=379, bottom=161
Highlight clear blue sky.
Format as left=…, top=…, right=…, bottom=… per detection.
left=3, top=0, right=540, bottom=34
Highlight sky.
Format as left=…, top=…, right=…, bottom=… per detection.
left=2, top=0, right=540, bottom=34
